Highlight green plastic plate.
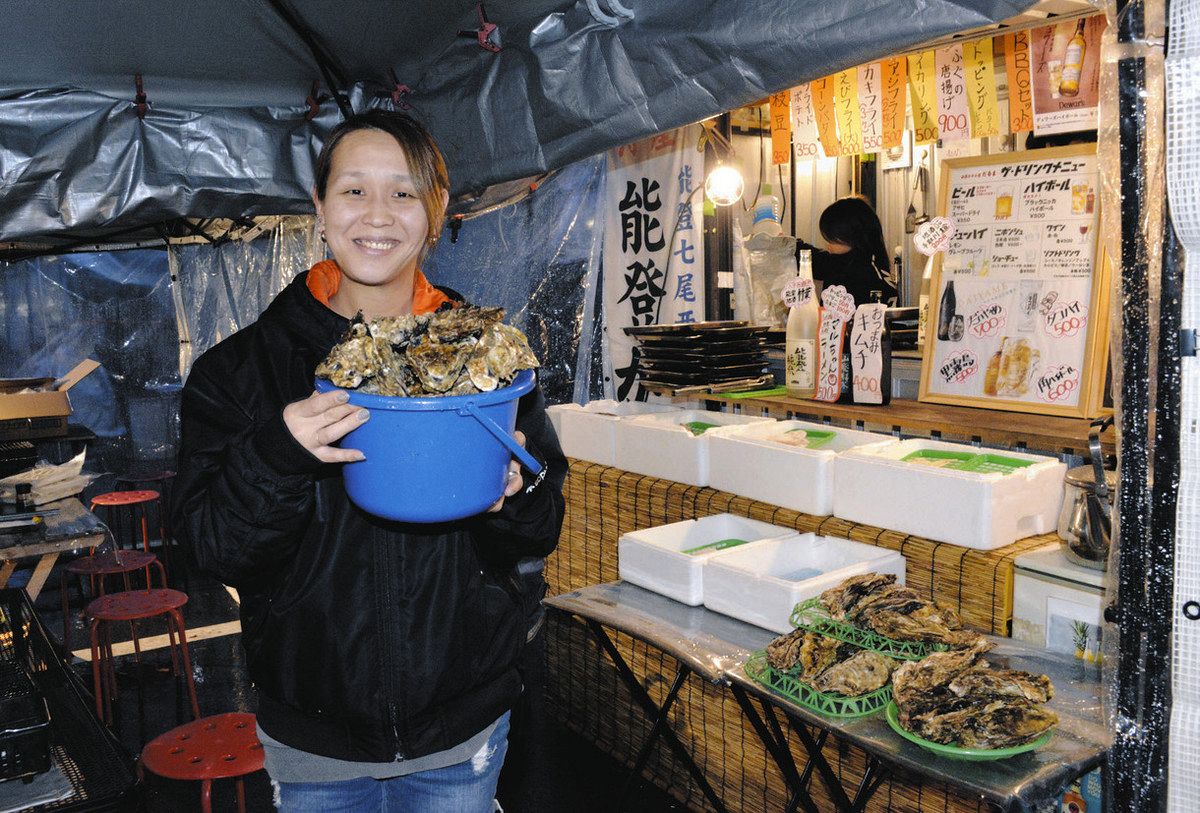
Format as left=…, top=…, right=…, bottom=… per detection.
left=788, top=598, right=946, bottom=661
left=681, top=537, right=750, bottom=555
left=784, top=428, right=836, bottom=449
left=681, top=420, right=719, bottom=436
left=884, top=702, right=1053, bottom=761
left=745, top=652, right=892, bottom=718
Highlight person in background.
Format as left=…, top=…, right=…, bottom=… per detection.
left=173, top=109, right=565, bottom=813
left=797, top=195, right=898, bottom=307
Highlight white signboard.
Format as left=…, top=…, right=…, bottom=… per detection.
left=603, top=127, right=706, bottom=401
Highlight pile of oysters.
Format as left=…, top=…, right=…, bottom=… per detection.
left=818, top=573, right=987, bottom=649
left=766, top=629, right=896, bottom=697
left=892, top=641, right=1058, bottom=749
left=315, top=306, right=539, bottom=397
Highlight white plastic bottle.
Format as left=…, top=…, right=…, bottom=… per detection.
left=785, top=250, right=819, bottom=399
left=751, top=183, right=783, bottom=236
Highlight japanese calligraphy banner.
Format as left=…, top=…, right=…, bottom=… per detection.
left=1004, top=31, right=1034, bottom=133
left=833, top=69, right=863, bottom=155
left=856, top=64, right=884, bottom=155
left=1028, top=16, right=1106, bottom=136
left=769, top=90, right=791, bottom=165
left=790, top=84, right=823, bottom=161
left=962, top=38, right=1000, bottom=139
left=603, top=126, right=706, bottom=401
left=935, top=44, right=970, bottom=141
left=880, top=57, right=907, bottom=150
left=811, top=76, right=842, bottom=157
left=907, top=51, right=939, bottom=144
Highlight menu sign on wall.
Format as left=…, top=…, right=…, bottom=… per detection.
left=919, top=145, right=1110, bottom=418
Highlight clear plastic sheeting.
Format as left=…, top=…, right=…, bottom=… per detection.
left=423, top=156, right=606, bottom=406
left=171, top=220, right=318, bottom=372
left=546, top=581, right=1110, bottom=813
left=0, top=249, right=176, bottom=470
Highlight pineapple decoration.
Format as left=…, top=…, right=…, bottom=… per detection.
left=1071, top=620, right=1101, bottom=664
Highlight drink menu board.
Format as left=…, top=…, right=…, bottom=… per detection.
left=919, top=145, right=1110, bottom=417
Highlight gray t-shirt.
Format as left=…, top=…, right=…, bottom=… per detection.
left=257, top=718, right=500, bottom=783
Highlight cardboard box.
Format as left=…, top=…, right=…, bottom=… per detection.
left=0, top=360, right=100, bottom=441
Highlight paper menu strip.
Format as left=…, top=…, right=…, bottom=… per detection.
left=833, top=69, right=863, bottom=155
left=769, top=90, right=791, bottom=165
left=880, top=57, right=907, bottom=149
left=908, top=51, right=938, bottom=144
left=935, top=44, right=970, bottom=141
left=811, top=76, right=842, bottom=157
left=963, top=37, right=1000, bottom=139
left=857, top=63, right=883, bottom=155
left=1004, top=30, right=1034, bottom=133
left=790, top=84, right=823, bottom=160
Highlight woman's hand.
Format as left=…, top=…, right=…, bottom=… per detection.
left=488, top=431, right=525, bottom=512
left=282, top=390, right=368, bottom=463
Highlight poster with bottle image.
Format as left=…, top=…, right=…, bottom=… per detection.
left=919, top=144, right=1111, bottom=418
left=1028, top=16, right=1107, bottom=136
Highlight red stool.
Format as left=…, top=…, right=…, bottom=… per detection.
left=90, top=490, right=160, bottom=554
left=86, top=588, right=200, bottom=725
left=59, top=549, right=164, bottom=659
left=115, top=471, right=176, bottom=573
left=140, top=713, right=264, bottom=813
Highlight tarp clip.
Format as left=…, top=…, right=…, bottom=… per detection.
left=449, top=214, right=465, bottom=243
left=305, top=80, right=322, bottom=121
left=388, top=71, right=413, bottom=110
left=458, top=3, right=501, bottom=53
left=134, top=74, right=149, bottom=119
left=584, top=0, right=634, bottom=27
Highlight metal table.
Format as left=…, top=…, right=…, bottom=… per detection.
left=0, top=499, right=104, bottom=601
left=546, top=582, right=1111, bottom=813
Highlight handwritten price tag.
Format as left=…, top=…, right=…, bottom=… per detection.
left=914, top=216, right=956, bottom=256
left=938, top=350, right=979, bottom=385
left=968, top=303, right=1007, bottom=339
left=814, top=309, right=849, bottom=402
left=851, top=304, right=887, bottom=404
left=1036, top=365, right=1081, bottom=403
left=782, top=277, right=815, bottom=308
left=1043, top=300, right=1088, bottom=338
left=821, top=284, right=857, bottom=321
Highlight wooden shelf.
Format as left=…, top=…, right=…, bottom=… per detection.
left=659, top=391, right=1113, bottom=458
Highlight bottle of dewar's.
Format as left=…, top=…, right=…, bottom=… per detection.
left=786, top=250, right=819, bottom=399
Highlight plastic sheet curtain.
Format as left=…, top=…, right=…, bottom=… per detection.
left=0, top=250, right=177, bottom=469
left=423, top=155, right=606, bottom=406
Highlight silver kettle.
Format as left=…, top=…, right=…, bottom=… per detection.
left=1058, top=415, right=1116, bottom=571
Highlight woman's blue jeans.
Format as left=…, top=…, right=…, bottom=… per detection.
left=274, top=713, right=509, bottom=812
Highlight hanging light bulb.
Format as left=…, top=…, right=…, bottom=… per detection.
left=704, top=163, right=744, bottom=207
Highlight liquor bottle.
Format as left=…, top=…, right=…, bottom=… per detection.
left=1060, top=20, right=1086, bottom=97
left=936, top=280, right=956, bottom=341
left=785, top=250, right=819, bottom=399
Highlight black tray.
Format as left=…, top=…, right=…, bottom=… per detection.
left=636, top=365, right=768, bottom=385
left=0, top=605, right=50, bottom=782
left=624, top=320, right=752, bottom=337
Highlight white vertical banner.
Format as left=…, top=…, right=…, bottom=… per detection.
left=603, top=126, right=706, bottom=401
left=857, top=63, right=884, bottom=154
left=935, top=43, right=971, bottom=140
left=790, top=84, right=823, bottom=160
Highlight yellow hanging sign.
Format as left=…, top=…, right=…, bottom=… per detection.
left=1004, top=30, right=1034, bottom=133
left=907, top=51, right=938, bottom=144
left=963, top=37, right=1000, bottom=138
left=769, top=90, right=792, bottom=165
left=810, top=76, right=841, bottom=157
left=833, top=68, right=862, bottom=155
left=880, top=57, right=907, bottom=149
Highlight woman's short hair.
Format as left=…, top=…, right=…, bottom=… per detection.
left=313, top=110, right=450, bottom=251
left=818, top=195, right=885, bottom=254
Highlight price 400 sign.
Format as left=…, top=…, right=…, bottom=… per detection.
left=1043, top=300, right=1088, bottom=338
left=968, top=303, right=1007, bottom=339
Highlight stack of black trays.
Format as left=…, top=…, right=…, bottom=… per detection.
left=625, top=321, right=770, bottom=388
left=0, top=599, right=51, bottom=782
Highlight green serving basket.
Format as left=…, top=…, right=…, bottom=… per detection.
left=788, top=598, right=948, bottom=662
left=883, top=702, right=1053, bottom=761
left=900, top=449, right=1035, bottom=474
left=744, top=652, right=893, bottom=718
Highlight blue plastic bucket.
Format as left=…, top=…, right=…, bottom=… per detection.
left=314, top=369, right=541, bottom=523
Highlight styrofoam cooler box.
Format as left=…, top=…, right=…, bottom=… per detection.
left=707, top=420, right=892, bottom=515
left=833, top=438, right=1067, bottom=550
left=547, top=400, right=679, bottom=465
left=702, top=534, right=907, bottom=633
left=613, top=409, right=773, bottom=486
left=617, top=513, right=796, bottom=605
left=703, top=535, right=906, bottom=633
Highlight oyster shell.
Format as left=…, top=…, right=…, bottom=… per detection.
left=819, top=573, right=897, bottom=620
left=908, top=698, right=1058, bottom=749
left=812, top=650, right=896, bottom=696
left=408, top=338, right=475, bottom=393
left=314, top=321, right=385, bottom=389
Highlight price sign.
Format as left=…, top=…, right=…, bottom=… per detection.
left=937, top=350, right=979, bottom=385
left=914, top=216, right=956, bottom=256
left=821, top=284, right=857, bottom=321
left=1035, top=365, right=1081, bottom=402
left=814, top=309, right=849, bottom=402
left=851, top=304, right=887, bottom=404
left=782, top=277, right=815, bottom=308
left=968, top=303, right=1007, bottom=338
left=1043, top=300, right=1088, bottom=338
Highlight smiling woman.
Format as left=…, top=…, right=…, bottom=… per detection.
left=172, top=109, right=567, bottom=813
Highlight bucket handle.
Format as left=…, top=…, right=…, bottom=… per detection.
left=463, top=405, right=544, bottom=475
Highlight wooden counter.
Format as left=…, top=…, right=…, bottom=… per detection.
left=651, top=390, right=1113, bottom=459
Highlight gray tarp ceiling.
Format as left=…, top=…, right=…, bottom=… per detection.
left=0, top=0, right=1038, bottom=244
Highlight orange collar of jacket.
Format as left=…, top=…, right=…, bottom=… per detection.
left=306, top=259, right=453, bottom=315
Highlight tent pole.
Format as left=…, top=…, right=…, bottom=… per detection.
left=265, top=0, right=353, bottom=119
